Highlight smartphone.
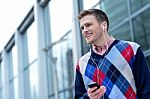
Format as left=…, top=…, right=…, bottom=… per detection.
left=88, top=82, right=100, bottom=91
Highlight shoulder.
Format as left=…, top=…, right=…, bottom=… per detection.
left=79, top=51, right=91, bottom=62
left=116, top=40, right=139, bottom=47
left=77, top=51, right=91, bottom=74
left=116, top=40, right=140, bottom=54
left=124, top=40, right=140, bottom=48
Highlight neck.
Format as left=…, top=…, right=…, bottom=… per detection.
left=93, top=34, right=111, bottom=47
left=92, top=35, right=115, bottom=55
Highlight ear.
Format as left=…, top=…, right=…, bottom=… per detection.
left=103, top=26, right=105, bottom=31
left=102, top=21, right=107, bottom=31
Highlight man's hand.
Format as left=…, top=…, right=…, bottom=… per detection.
left=87, top=85, right=106, bottom=99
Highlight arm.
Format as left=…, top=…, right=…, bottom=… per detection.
left=133, top=47, right=150, bottom=98
left=75, top=62, right=90, bottom=99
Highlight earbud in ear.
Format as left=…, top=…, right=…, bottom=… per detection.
left=103, top=26, right=105, bottom=31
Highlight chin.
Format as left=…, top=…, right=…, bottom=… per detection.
left=86, top=40, right=93, bottom=44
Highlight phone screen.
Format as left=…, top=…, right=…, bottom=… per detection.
left=88, top=82, right=100, bottom=91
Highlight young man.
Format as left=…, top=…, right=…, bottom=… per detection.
left=75, top=9, right=150, bottom=99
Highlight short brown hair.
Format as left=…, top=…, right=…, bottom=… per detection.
left=78, top=9, right=109, bottom=31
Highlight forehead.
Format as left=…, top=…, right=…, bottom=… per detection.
left=79, top=15, right=97, bottom=26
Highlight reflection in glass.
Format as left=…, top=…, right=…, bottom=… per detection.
left=49, top=0, right=73, bottom=98
left=51, top=33, right=73, bottom=99
left=49, top=0, right=73, bottom=42
left=27, top=22, right=38, bottom=64
left=83, top=0, right=100, bottom=9
left=100, top=0, right=128, bottom=29
left=146, top=56, right=150, bottom=67
left=29, top=61, right=38, bottom=99
left=130, top=0, right=150, bottom=13
left=110, top=22, right=131, bottom=41
left=12, top=46, right=18, bottom=76
left=0, top=62, right=2, bottom=99
left=81, top=35, right=90, bottom=55
left=133, top=9, right=150, bottom=51
left=26, top=22, right=38, bottom=99
left=12, top=46, right=19, bottom=99
left=14, top=77, right=19, bottom=99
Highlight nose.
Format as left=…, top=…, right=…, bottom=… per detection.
left=82, top=26, right=88, bottom=33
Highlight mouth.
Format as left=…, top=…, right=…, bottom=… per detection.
left=85, top=33, right=93, bottom=38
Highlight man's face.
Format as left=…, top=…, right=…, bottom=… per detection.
left=80, top=15, right=103, bottom=45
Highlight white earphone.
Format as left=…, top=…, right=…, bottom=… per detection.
left=103, top=26, right=105, bottom=31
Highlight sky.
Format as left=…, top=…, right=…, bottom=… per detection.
left=0, top=0, right=33, bottom=51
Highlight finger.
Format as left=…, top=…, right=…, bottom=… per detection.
left=88, top=87, right=99, bottom=98
left=98, top=86, right=106, bottom=97
left=88, top=87, right=98, bottom=93
left=88, top=87, right=102, bottom=98
left=88, top=86, right=106, bottom=98
left=89, top=90, right=104, bottom=99
left=91, top=94, right=100, bottom=99
left=100, top=85, right=106, bottom=93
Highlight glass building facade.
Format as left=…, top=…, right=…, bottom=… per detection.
left=0, top=0, right=150, bottom=99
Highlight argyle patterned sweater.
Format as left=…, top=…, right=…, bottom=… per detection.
left=75, top=40, right=150, bottom=99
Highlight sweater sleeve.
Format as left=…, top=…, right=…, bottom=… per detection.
left=133, top=47, right=150, bottom=98
left=75, top=62, right=90, bottom=99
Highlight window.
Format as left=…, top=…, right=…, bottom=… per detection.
left=133, top=9, right=150, bottom=51
left=49, top=0, right=73, bottom=98
left=146, top=55, right=150, bottom=67
left=130, top=0, right=150, bottom=13
left=110, top=22, right=131, bottom=41
left=27, top=22, right=38, bottom=99
left=83, top=0, right=100, bottom=9
left=0, top=61, right=2, bottom=99
left=27, top=22, right=38, bottom=64
left=100, top=0, right=128, bottom=29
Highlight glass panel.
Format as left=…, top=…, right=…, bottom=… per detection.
left=83, top=0, right=100, bottom=9
left=0, top=89, right=2, bottom=99
left=133, top=9, right=150, bottom=51
left=49, top=0, right=73, bottom=42
left=29, top=61, right=38, bottom=99
left=66, top=89, right=73, bottom=99
left=8, top=52, right=13, bottom=79
left=81, top=35, right=90, bottom=55
left=49, top=0, right=73, bottom=98
left=1, top=60, right=4, bottom=99
left=52, top=33, right=74, bottom=98
left=14, top=77, right=19, bottom=99
left=59, top=92, right=65, bottom=99
left=0, top=60, right=6, bottom=99
left=146, top=55, right=150, bottom=67
left=100, top=0, right=128, bottom=29
left=0, top=62, right=2, bottom=99
left=9, top=80, right=14, bottom=99
left=12, top=46, right=18, bottom=76
left=110, top=22, right=131, bottom=41
left=130, top=0, right=150, bottom=13
left=27, top=22, right=38, bottom=64
left=12, top=46, right=19, bottom=99
left=0, top=62, right=2, bottom=87
left=49, top=97, right=54, bottom=99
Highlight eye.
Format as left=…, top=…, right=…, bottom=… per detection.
left=85, top=24, right=90, bottom=27
left=85, top=23, right=92, bottom=28
left=80, top=23, right=92, bottom=30
left=80, top=26, right=84, bottom=30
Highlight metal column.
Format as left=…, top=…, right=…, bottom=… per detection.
left=34, top=0, right=52, bottom=99
left=72, top=0, right=83, bottom=67
left=15, top=30, right=30, bottom=99
left=2, top=50, right=10, bottom=99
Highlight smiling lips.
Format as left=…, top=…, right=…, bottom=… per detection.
left=85, top=32, right=93, bottom=39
